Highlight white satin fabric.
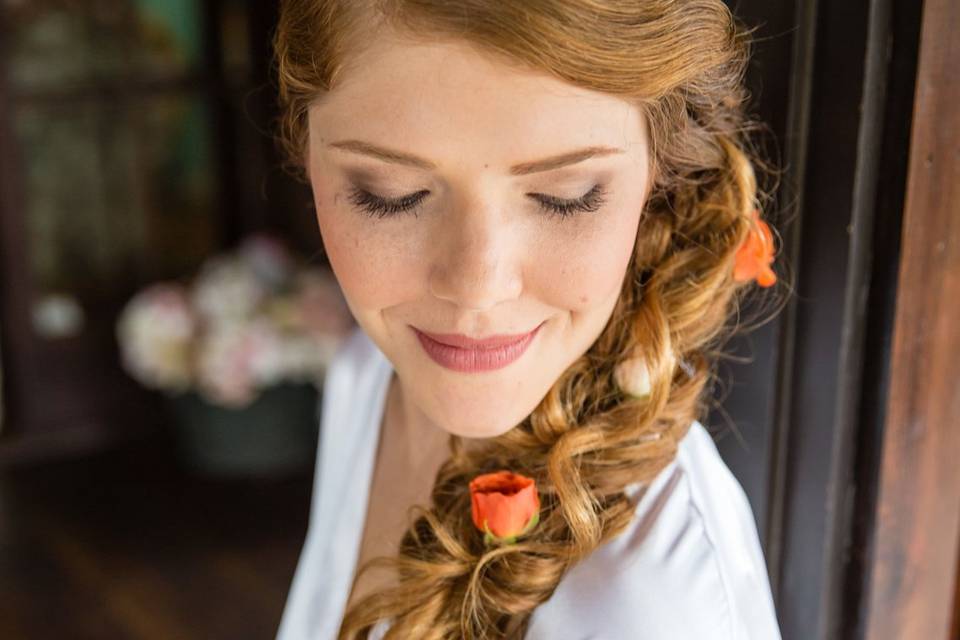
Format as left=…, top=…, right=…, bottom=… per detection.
left=276, top=326, right=783, bottom=640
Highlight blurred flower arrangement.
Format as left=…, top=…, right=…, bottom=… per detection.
left=116, top=233, right=354, bottom=409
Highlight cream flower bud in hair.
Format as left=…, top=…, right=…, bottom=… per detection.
left=614, top=356, right=652, bottom=399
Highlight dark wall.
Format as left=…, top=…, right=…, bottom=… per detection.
left=713, top=1, right=924, bottom=639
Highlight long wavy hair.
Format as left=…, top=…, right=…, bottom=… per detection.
left=273, top=1, right=786, bottom=637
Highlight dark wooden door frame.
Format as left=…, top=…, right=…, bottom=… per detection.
left=761, top=0, right=929, bottom=638
left=858, top=0, right=960, bottom=637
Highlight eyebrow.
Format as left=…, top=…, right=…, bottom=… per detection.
left=327, top=139, right=624, bottom=176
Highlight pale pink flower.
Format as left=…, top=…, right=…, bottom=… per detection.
left=195, top=321, right=281, bottom=408
left=116, top=282, right=196, bottom=392
left=190, top=256, right=266, bottom=323
left=295, top=268, right=354, bottom=337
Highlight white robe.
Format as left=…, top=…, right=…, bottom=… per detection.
left=276, top=326, right=783, bottom=639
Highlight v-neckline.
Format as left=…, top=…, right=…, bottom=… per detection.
left=342, top=368, right=399, bottom=612
left=320, top=334, right=394, bottom=639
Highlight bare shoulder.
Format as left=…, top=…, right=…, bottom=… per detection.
left=524, top=421, right=782, bottom=640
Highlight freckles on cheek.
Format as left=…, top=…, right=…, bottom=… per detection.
left=316, top=212, right=414, bottom=312
left=563, top=261, right=625, bottom=314
left=545, top=229, right=636, bottom=314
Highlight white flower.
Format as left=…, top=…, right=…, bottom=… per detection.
left=190, top=256, right=267, bottom=323
left=248, top=324, right=289, bottom=388
left=115, top=233, right=358, bottom=410
left=277, top=332, right=343, bottom=383
left=614, top=356, right=651, bottom=399
left=116, top=282, right=196, bottom=392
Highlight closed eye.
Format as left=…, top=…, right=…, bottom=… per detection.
left=346, top=187, right=430, bottom=218
left=347, top=184, right=608, bottom=220
left=530, top=183, right=607, bottom=218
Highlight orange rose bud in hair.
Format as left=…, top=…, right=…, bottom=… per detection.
left=733, top=208, right=778, bottom=287
left=470, top=471, right=540, bottom=546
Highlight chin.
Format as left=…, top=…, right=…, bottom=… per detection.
left=444, top=421, right=518, bottom=440
left=430, top=398, right=536, bottom=440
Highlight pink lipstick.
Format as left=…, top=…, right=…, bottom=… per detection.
left=412, top=322, right=544, bottom=372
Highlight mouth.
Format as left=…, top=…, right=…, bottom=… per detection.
left=411, top=321, right=545, bottom=372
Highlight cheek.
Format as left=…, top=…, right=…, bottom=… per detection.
left=313, top=190, right=420, bottom=314
left=533, top=212, right=640, bottom=313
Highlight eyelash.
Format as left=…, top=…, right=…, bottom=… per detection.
left=346, top=184, right=608, bottom=220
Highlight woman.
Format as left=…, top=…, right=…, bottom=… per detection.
left=274, top=0, right=784, bottom=638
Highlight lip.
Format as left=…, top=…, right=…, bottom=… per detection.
left=416, top=325, right=543, bottom=349
left=412, top=321, right=544, bottom=372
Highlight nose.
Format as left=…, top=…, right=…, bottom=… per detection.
left=428, top=203, right=523, bottom=312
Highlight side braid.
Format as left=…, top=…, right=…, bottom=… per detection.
left=338, top=135, right=769, bottom=639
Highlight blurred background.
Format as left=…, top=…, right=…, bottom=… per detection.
left=0, top=2, right=355, bottom=638
left=0, top=1, right=956, bottom=640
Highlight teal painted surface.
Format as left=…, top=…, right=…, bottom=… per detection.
left=168, top=383, right=321, bottom=477
left=133, top=0, right=203, bottom=68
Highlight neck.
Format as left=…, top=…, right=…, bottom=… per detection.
left=385, top=372, right=451, bottom=470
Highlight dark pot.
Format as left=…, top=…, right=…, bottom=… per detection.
left=166, top=382, right=320, bottom=477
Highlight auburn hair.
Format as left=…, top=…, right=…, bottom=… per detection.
left=272, top=1, right=787, bottom=637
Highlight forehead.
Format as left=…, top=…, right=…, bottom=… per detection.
left=308, top=35, right=648, bottom=169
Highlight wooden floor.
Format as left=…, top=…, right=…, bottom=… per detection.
left=0, top=433, right=312, bottom=640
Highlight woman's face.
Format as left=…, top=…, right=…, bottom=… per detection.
left=307, top=34, right=651, bottom=439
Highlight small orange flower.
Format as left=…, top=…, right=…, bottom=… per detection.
left=470, top=471, right=540, bottom=546
left=733, top=209, right=778, bottom=287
